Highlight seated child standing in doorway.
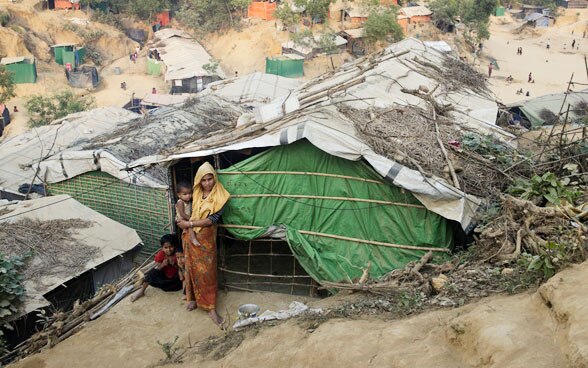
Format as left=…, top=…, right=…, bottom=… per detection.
left=131, top=234, right=182, bottom=302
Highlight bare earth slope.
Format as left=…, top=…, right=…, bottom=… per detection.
left=10, top=260, right=588, bottom=368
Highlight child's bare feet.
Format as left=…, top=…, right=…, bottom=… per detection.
left=130, top=289, right=144, bottom=302
left=186, top=301, right=196, bottom=311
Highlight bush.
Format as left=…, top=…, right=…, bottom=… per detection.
left=0, top=254, right=28, bottom=352
left=0, top=10, right=10, bottom=27
left=0, top=65, right=16, bottom=103
left=91, top=10, right=123, bottom=30
left=363, top=8, right=404, bottom=46
left=25, top=90, right=96, bottom=128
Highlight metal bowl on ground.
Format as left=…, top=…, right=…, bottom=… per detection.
left=238, top=304, right=260, bottom=319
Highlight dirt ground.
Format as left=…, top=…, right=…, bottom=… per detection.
left=10, top=260, right=588, bottom=368
left=480, top=9, right=588, bottom=104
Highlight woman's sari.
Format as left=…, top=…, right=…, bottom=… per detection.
left=183, top=162, right=230, bottom=311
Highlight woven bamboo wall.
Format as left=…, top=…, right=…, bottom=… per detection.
left=47, top=171, right=171, bottom=258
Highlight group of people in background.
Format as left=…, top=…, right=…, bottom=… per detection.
left=131, top=162, right=230, bottom=327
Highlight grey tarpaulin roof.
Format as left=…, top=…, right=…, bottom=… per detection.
left=0, top=107, right=139, bottom=196
left=126, top=38, right=515, bottom=230
left=0, top=195, right=141, bottom=317
left=507, top=89, right=588, bottom=127
left=151, top=28, right=226, bottom=81
left=199, top=72, right=301, bottom=107
left=35, top=95, right=244, bottom=186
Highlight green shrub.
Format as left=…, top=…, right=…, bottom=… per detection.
left=25, top=90, right=96, bottom=128
left=0, top=253, right=28, bottom=352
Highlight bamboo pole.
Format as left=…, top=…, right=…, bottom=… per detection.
left=219, top=267, right=312, bottom=278
left=220, top=224, right=450, bottom=253
left=229, top=194, right=426, bottom=208
left=219, top=171, right=385, bottom=184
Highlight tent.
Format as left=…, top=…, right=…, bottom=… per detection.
left=266, top=55, right=305, bottom=78
left=147, top=58, right=162, bottom=76
left=66, top=65, right=99, bottom=89
left=340, top=28, right=366, bottom=56
left=507, top=90, right=588, bottom=128
left=52, top=43, right=85, bottom=66
left=0, top=104, right=10, bottom=137
left=150, top=29, right=226, bottom=93
left=0, top=195, right=141, bottom=346
left=1, top=57, right=37, bottom=84
left=524, top=13, right=555, bottom=27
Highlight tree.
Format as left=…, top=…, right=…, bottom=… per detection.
left=177, top=0, right=252, bottom=33
left=430, top=0, right=496, bottom=42
left=0, top=66, right=16, bottom=104
left=363, top=8, right=404, bottom=46
left=126, top=0, right=171, bottom=20
left=25, top=90, right=95, bottom=128
left=293, top=0, right=333, bottom=25
left=274, top=4, right=301, bottom=31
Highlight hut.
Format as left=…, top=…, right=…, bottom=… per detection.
left=0, top=57, right=37, bottom=84
left=123, top=38, right=516, bottom=294
left=524, top=13, right=555, bottom=28
left=0, top=104, right=10, bottom=137
left=46, top=0, right=81, bottom=10
left=341, top=6, right=370, bottom=24
left=400, top=5, right=432, bottom=24
left=495, top=6, right=506, bottom=16
left=339, top=28, right=366, bottom=56
left=52, top=43, right=85, bottom=66
left=266, top=55, right=305, bottom=78
left=248, top=1, right=277, bottom=20
left=397, top=14, right=409, bottom=33
left=149, top=29, right=225, bottom=93
left=0, top=195, right=142, bottom=347
left=66, top=65, right=100, bottom=89
left=560, top=0, right=588, bottom=9
left=155, top=9, right=171, bottom=26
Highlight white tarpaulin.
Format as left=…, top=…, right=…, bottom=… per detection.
left=0, top=195, right=142, bottom=316
left=152, top=28, right=226, bottom=81
left=0, top=107, right=139, bottom=196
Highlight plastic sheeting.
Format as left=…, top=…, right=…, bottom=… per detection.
left=219, top=141, right=453, bottom=284
left=66, top=65, right=99, bottom=89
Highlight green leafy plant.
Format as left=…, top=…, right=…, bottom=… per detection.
left=509, top=172, right=582, bottom=205
left=0, top=10, right=10, bottom=27
left=202, top=59, right=220, bottom=75
left=274, top=4, right=301, bottom=30
left=363, top=7, right=404, bottom=47
left=0, top=253, right=28, bottom=352
left=0, top=65, right=16, bottom=103
left=25, top=90, right=96, bottom=128
left=91, top=10, right=124, bottom=30
left=157, top=335, right=184, bottom=363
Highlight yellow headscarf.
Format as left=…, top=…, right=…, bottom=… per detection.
left=190, top=162, right=230, bottom=233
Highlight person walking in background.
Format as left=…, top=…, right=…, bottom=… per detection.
left=488, top=63, right=493, bottom=78
left=528, top=72, right=533, bottom=83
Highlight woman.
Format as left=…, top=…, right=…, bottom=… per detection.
left=178, top=162, right=230, bottom=326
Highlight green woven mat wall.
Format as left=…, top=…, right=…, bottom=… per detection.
left=47, top=171, right=171, bottom=258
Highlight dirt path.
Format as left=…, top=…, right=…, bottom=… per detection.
left=481, top=9, right=588, bottom=105
left=10, top=260, right=588, bottom=368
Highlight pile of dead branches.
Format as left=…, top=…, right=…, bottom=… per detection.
left=343, top=105, right=511, bottom=197
left=0, top=219, right=97, bottom=280
left=474, top=195, right=588, bottom=265
left=441, top=57, right=490, bottom=95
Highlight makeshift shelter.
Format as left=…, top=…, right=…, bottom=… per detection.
left=52, top=43, right=85, bottom=66
left=340, top=6, right=369, bottom=24
left=248, top=1, right=277, bottom=20
left=560, top=0, right=588, bottom=9
left=1, top=57, right=37, bottom=84
left=507, top=90, right=588, bottom=128
left=400, top=5, right=432, bottom=24
left=201, top=72, right=301, bottom=107
left=47, top=0, right=80, bottom=10
left=147, top=58, right=163, bottom=76
left=266, top=55, right=305, bottom=78
left=141, top=93, right=188, bottom=108
left=0, top=104, right=10, bottom=137
left=281, top=35, right=347, bottom=59
left=524, top=13, right=555, bottom=28
left=339, top=28, right=366, bottom=56
left=66, top=65, right=99, bottom=89
left=127, top=28, right=147, bottom=44
left=30, top=96, right=242, bottom=255
left=424, top=41, right=453, bottom=53
left=155, top=9, right=171, bottom=26
left=125, top=38, right=515, bottom=292
left=495, top=6, right=506, bottom=16
left=0, top=195, right=141, bottom=346
left=150, top=29, right=226, bottom=93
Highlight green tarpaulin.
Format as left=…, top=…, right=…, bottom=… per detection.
left=53, top=45, right=85, bottom=66
left=147, top=58, right=162, bottom=76
left=266, top=56, right=304, bottom=78
left=3, top=59, right=37, bottom=84
left=218, top=140, right=453, bottom=284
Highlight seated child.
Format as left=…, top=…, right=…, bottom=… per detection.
left=175, top=182, right=198, bottom=246
left=131, top=234, right=182, bottom=302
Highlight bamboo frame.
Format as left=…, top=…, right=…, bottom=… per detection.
left=219, top=267, right=312, bottom=279
left=229, top=194, right=425, bottom=209
left=219, top=171, right=384, bottom=184
left=220, top=224, right=450, bottom=253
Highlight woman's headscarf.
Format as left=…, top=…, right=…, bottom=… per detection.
left=190, top=162, right=230, bottom=233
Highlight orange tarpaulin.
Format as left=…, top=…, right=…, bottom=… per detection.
left=55, top=0, right=80, bottom=10
left=155, top=10, right=171, bottom=27
left=248, top=1, right=277, bottom=21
